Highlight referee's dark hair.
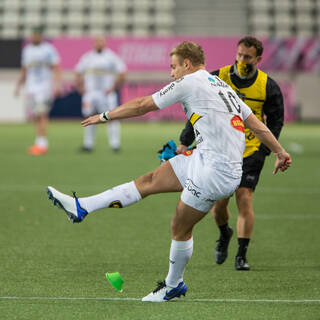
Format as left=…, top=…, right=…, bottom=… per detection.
left=238, top=36, right=264, bottom=57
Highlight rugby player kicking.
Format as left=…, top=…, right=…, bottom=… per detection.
left=46, top=41, right=291, bottom=302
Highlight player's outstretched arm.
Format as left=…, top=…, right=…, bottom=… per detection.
left=81, top=95, right=158, bottom=127
left=244, top=113, right=291, bottom=174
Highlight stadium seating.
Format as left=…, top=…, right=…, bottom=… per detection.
left=0, top=0, right=320, bottom=38
left=248, top=0, right=320, bottom=37
left=0, top=0, right=176, bottom=38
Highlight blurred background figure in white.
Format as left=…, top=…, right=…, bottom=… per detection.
left=75, top=35, right=127, bottom=153
left=14, top=26, right=61, bottom=155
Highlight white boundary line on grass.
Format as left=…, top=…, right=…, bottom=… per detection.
left=0, top=296, right=319, bottom=303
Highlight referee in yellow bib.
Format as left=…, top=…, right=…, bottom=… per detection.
left=177, top=36, right=284, bottom=270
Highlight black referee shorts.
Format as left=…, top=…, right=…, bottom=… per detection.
left=239, top=150, right=267, bottom=191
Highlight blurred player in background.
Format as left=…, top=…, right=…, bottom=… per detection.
left=46, top=41, right=291, bottom=302
left=14, top=27, right=61, bottom=155
left=75, top=35, right=127, bottom=153
left=177, top=36, right=284, bottom=270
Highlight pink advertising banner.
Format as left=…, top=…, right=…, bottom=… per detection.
left=52, top=36, right=320, bottom=72
left=52, top=36, right=241, bottom=71
left=51, top=36, right=304, bottom=122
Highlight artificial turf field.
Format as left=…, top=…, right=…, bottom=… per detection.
left=0, top=121, right=319, bottom=319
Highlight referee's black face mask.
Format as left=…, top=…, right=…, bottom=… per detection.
left=235, top=60, right=254, bottom=77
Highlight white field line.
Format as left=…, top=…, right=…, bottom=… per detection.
left=0, top=296, right=319, bottom=303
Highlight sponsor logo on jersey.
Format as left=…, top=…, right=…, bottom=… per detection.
left=183, top=149, right=194, bottom=156
left=109, top=200, right=123, bottom=208
left=208, top=76, right=228, bottom=88
left=160, top=82, right=175, bottom=96
left=231, top=115, right=245, bottom=133
left=184, top=179, right=201, bottom=198
left=196, top=136, right=203, bottom=144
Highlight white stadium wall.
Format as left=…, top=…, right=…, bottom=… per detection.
left=0, top=70, right=25, bottom=123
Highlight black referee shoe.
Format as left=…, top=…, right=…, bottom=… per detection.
left=235, top=256, right=250, bottom=271
left=214, top=226, right=233, bottom=264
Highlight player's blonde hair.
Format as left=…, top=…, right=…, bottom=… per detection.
left=170, top=41, right=205, bottom=66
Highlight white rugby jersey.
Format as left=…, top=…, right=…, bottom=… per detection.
left=75, top=49, right=127, bottom=93
left=22, top=42, right=60, bottom=93
left=152, top=69, right=252, bottom=173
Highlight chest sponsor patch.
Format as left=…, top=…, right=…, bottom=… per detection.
left=231, top=115, right=245, bottom=133
left=183, top=149, right=194, bottom=156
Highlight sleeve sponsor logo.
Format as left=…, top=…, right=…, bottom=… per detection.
left=231, top=115, right=245, bottom=133
left=160, top=82, right=175, bottom=96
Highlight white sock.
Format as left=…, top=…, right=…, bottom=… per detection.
left=78, top=181, right=141, bottom=213
left=83, top=125, right=96, bottom=149
left=165, top=237, right=193, bottom=288
left=107, top=120, right=121, bottom=149
left=35, top=136, right=48, bottom=148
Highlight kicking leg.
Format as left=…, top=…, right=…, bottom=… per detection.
left=46, top=161, right=182, bottom=222
left=135, top=160, right=182, bottom=198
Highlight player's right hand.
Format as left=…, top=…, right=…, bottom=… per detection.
left=81, top=114, right=103, bottom=127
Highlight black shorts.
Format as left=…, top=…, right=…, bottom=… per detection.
left=239, top=150, right=266, bottom=191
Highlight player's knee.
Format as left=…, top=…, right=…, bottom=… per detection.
left=170, top=220, right=191, bottom=240
left=237, top=194, right=254, bottom=217
left=135, top=171, right=156, bottom=197
left=143, top=171, right=156, bottom=189
left=170, top=213, right=182, bottom=236
left=236, top=189, right=253, bottom=208
left=170, top=219, right=177, bottom=235
left=170, top=210, right=193, bottom=240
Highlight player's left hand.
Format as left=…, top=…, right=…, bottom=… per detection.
left=176, top=144, right=188, bottom=154
left=158, top=140, right=177, bottom=161
left=273, top=151, right=292, bottom=174
left=81, top=114, right=103, bottom=127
